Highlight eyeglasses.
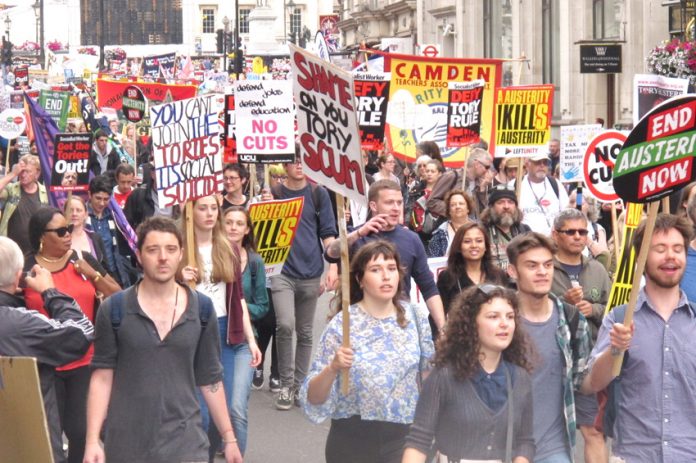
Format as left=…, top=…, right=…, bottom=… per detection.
left=476, top=160, right=491, bottom=170
left=44, top=224, right=74, bottom=237
left=224, top=175, right=241, bottom=182
left=477, top=284, right=504, bottom=296
left=556, top=228, right=589, bottom=236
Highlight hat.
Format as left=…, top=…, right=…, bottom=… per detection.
left=505, top=158, right=522, bottom=169
left=528, top=152, right=550, bottom=162
left=488, top=186, right=518, bottom=206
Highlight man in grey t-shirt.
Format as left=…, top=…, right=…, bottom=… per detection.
left=507, top=232, right=592, bottom=463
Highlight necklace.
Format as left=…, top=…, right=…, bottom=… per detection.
left=37, top=252, right=68, bottom=263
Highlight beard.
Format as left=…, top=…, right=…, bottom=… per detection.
left=491, top=208, right=517, bottom=228
left=645, top=263, right=685, bottom=289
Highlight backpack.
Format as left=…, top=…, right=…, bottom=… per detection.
left=547, top=174, right=560, bottom=199
left=110, top=287, right=212, bottom=340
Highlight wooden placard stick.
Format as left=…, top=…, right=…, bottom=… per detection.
left=610, top=202, right=621, bottom=268
left=515, top=157, right=524, bottom=200
left=611, top=200, right=659, bottom=376
left=661, top=195, right=670, bottom=213
left=249, top=163, right=257, bottom=198
left=336, top=193, right=351, bottom=395
left=185, top=201, right=197, bottom=289
left=132, top=124, right=138, bottom=181
left=4, top=141, right=10, bottom=173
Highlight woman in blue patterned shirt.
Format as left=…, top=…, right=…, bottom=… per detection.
left=299, top=240, right=434, bottom=463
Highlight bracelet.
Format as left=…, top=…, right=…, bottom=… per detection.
left=222, top=438, right=238, bottom=445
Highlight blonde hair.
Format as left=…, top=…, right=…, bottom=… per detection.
left=179, top=196, right=239, bottom=284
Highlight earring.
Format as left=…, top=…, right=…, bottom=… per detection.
left=39, top=240, right=44, bottom=254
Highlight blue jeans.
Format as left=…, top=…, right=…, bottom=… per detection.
left=200, top=316, right=254, bottom=457
left=535, top=452, right=572, bottom=463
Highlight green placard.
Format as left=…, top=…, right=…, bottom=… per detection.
left=38, top=90, right=70, bottom=132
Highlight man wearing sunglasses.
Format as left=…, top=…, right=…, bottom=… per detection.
left=551, top=208, right=611, bottom=463
left=506, top=232, right=592, bottom=463
left=516, top=153, right=568, bottom=235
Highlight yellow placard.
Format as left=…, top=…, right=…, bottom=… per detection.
left=605, top=202, right=644, bottom=313
left=248, top=197, right=304, bottom=276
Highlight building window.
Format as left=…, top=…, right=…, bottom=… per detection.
left=202, top=8, right=216, bottom=34
left=239, top=8, right=250, bottom=34
left=290, top=8, right=302, bottom=38
left=542, top=0, right=560, bottom=117
left=483, top=0, right=513, bottom=86
left=593, top=0, right=621, bottom=39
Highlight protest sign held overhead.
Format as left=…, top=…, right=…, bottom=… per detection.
left=354, top=72, right=390, bottom=150
left=222, top=93, right=237, bottom=164
left=290, top=44, right=367, bottom=206
left=605, top=203, right=643, bottom=313
left=583, top=130, right=627, bottom=202
left=560, top=124, right=602, bottom=183
left=235, top=80, right=295, bottom=164
left=0, top=108, right=26, bottom=140
left=384, top=53, right=502, bottom=167
left=96, top=79, right=197, bottom=110
left=122, top=85, right=146, bottom=123
left=633, top=74, right=688, bottom=126
left=494, top=84, right=554, bottom=158
left=446, top=80, right=484, bottom=147
left=150, top=94, right=225, bottom=208
left=39, top=90, right=70, bottom=132
left=143, top=52, right=177, bottom=79
left=614, top=95, right=696, bottom=203
left=248, top=197, right=304, bottom=277
left=50, top=133, right=91, bottom=192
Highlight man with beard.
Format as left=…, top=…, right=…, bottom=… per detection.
left=517, top=153, right=568, bottom=235
left=479, top=185, right=530, bottom=270
left=507, top=232, right=592, bottom=463
left=584, top=214, right=696, bottom=463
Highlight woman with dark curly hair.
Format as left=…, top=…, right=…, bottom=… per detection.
left=436, top=222, right=508, bottom=315
left=403, top=284, right=535, bottom=463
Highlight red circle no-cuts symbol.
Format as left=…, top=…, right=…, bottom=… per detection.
left=583, top=131, right=626, bottom=202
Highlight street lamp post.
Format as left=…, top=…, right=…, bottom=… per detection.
left=285, top=0, right=297, bottom=44
left=4, top=16, right=10, bottom=41
left=32, top=0, right=44, bottom=68
left=222, top=16, right=230, bottom=73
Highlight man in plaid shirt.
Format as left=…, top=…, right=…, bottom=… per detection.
left=507, top=232, right=592, bottom=463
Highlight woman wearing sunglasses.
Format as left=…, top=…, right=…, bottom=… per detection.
left=24, top=206, right=120, bottom=463
left=300, top=240, right=434, bottom=463
left=403, top=284, right=535, bottom=463
left=436, top=222, right=508, bottom=316
left=179, top=195, right=262, bottom=460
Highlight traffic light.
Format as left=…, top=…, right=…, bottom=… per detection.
left=234, top=47, right=244, bottom=75
left=225, top=32, right=234, bottom=52
left=216, top=29, right=224, bottom=54
left=5, top=40, right=13, bottom=66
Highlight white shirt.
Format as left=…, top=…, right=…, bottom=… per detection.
left=518, top=175, right=569, bottom=235
left=196, top=244, right=227, bottom=318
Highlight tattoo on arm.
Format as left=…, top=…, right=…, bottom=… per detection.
left=206, top=382, right=222, bottom=393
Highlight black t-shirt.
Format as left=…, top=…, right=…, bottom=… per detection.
left=559, top=262, right=583, bottom=283
left=8, top=188, right=40, bottom=256
left=221, top=195, right=248, bottom=210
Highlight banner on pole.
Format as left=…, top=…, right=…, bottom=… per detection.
left=235, top=80, right=295, bottom=164
left=604, top=203, right=643, bottom=313
left=633, top=74, right=688, bottom=126
left=493, top=84, right=554, bottom=158
left=383, top=53, right=502, bottom=167
left=560, top=124, right=602, bottom=184
left=50, top=133, right=92, bottom=192
left=290, top=44, right=367, bottom=206
left=446, top=80, right=484, bottom=148
left=248, top=197, right=304, bottom=277
left=354, top=72, right=390, bottom=150
left=150, top=94, right=225, bottom=208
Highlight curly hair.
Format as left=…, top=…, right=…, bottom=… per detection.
left=331, top=240, right=408, bottom=328
left=435, top=285, right=534, bottom=381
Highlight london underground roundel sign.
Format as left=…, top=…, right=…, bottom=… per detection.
left=613, top=95, right=696, bottom=203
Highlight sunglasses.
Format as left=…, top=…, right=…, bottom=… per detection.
left=477, top=284, right=504, bottom=296
left=44, top=224, right=74, bottom=237
left=556, top=228, right=589, bottom=237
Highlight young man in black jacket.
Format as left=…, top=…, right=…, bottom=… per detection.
left=0, top=236, right=94, bottom=463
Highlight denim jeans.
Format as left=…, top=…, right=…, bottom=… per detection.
left=271, top=274, right=321, bottom=389
left=200, top=316, right=253, bottom=457
left=535, top=451, right=572, bottom=463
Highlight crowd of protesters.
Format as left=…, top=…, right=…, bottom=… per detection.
left=1, top=132, right=696, bottom=463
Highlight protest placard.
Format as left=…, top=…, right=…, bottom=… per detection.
left=150, top=94, right=225, bottom=208
left=409, top=256, right=448, bottom=314
left=604, top=203, right=643, bottom=313
left=559, top=124, right=602, bottom=183
left=383, top=53, right=502, bottom=166
left=0, top=358, right=53, bottom=463
left=50, top=133, right=91, bottom=192
left=290, top=44, right=367, bottom=206
left=0, top=108, right=26, bottom=139
left=96, top=79, right=197, bottom=110
left=633, top=74, right=688, bottom=126
left=354, top=72, right=390, bottom=150
left=122, top=85, right=146, bottom=123
left=39, top=90, right=70, bottom=132
left=582, top=130, right=627, bottom=202
left=143, top=52, right=177, bottom=79
left=235, top=80, right=295, bottom=164
left=494, top=85, right=554, bottom=158
left=222, top=93, right=237, bottom=164
left=446, top=80, right=484, bottom=147
left=614, top=95, right=696, bottom=203
left=248, top=197, right=304, bottom=276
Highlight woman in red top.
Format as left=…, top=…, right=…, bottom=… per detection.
left=24, top=207, right=120, bottom=463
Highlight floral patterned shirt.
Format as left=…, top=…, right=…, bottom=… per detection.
left=300, top=302, right=434, bottom=424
